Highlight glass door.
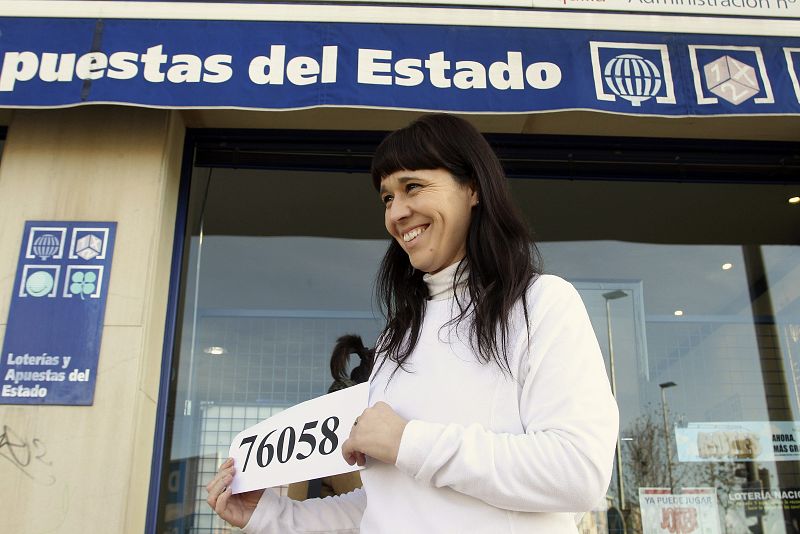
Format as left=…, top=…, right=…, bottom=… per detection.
left=157, top=135, right=800, bottom=534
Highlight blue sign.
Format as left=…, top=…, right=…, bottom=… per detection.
left=0, top=18, right=799, bottom=116
left=0, top=221, right=116, bottom=405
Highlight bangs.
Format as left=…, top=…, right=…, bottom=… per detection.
left=370, top=124, right=450, bottom=190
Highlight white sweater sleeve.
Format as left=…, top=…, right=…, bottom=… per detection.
left=393, top=277, right=619, bottom=513
left=241, top=487, right=366, bottom=534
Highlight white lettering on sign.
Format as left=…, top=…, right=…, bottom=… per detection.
left=248, top=45, right=338, bottom=86
left=228, top=382, right=369, bottom=494
left=0, top=45, right=235, bottom=92
left=0, top=44, right=564, bottom=93
left=2, top=384, right=48, bottom=397
left=356, top=48, right=562, bottom=91
left=1, top=351, right=90, bottom=400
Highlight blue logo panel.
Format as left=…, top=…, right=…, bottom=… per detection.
left=1, top=221, right=116, bottom=405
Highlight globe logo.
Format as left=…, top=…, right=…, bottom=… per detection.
left=32, top=233, right=61, bottom=260
left=25, top=270, right=54, bottom=297
left=603, top=54, right=663, bottom=107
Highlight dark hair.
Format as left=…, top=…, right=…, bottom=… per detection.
left=371, top=113, right=543, bottom=380
left=328, top=335, right=374, bottom=393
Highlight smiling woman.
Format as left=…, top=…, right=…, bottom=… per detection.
left=370, top=114, right=547, bottom=378
left=205, top=114, right=620, bottom=534
left=379, top=168, right=477, bottom=275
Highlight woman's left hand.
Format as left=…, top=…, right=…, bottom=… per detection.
left=342, top=401, right=409, bottom=466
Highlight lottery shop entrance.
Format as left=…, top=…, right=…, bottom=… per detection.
left=154, top=126, right=800, bottom=534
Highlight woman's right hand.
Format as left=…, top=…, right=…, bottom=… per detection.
left=205, top=457, right=265, bottom=528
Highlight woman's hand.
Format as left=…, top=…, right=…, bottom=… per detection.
left=205, top=457, right=264, bottom=528
left=342, top=401, right=409, bottom=466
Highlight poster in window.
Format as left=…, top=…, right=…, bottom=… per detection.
left=639, top=487, right=722, bottom=534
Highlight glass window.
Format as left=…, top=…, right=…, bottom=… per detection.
left=160, top=167, right=387, bottom=533
left=509, top=178, right=800, bottom=534
left=158, top=138, right=800, bottom=534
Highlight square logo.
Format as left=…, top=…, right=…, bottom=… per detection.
left=590, top=42, right=676, bottom=107
left=688, top=45, right=774, bottom=106
left=25, top=227, right=67, bottom=261
left=63, top=266, right=104, bottom=300
left=18, top=265, right=61, bottom=298
left=68, top=227, right=110, bottom=261
left=784, top=48, right=800, bottom=105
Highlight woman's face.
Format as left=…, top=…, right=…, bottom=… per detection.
left=380, top=168, right=478, bottom=274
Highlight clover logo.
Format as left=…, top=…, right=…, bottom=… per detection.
left=69, top=271, right=97, bottom=300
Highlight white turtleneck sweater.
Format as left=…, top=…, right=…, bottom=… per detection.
left=242, top=265, right=619, bottom=534
left=422, top=261, right=467, bottom=301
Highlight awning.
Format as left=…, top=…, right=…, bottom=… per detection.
left=1, top=17, right=799, bottom=116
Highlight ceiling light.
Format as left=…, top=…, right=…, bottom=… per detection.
left=722, top=263, right=733, bottom=270
left=204, top=346, right=226, bottom=356
left=674, top=310, right=684, bottom=316
left=790, top=196, right=800, bottom=204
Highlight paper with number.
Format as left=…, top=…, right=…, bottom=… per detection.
left=228, top=383, right=369, bottom=494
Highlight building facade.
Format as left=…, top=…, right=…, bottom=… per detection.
left=0, top=2, right=799, bottom=533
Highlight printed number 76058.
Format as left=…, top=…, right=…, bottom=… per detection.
left=238, top=416, right=340, bottom=472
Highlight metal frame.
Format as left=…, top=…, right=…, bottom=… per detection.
left=191, top=128, right=800, bottom=183
left=144, top=129, right=196, bottom=534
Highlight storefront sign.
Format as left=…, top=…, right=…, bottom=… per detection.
left=228, top=383, right=368, bottom=494
left=0, top=221, right=116, bottom=405
left=676, top=421, right=800, bottom=462
left=727, top=486, right=800, bottom=533
left=729, top=487, right=800, bottom=510
left=639, top=488, right=721, bottom=534
left=0, top=19, right=798, bottom=116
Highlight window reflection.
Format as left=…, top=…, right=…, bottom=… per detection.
left=159, top=166, right=799, bottom=534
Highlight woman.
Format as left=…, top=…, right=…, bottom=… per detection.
left=206, top=113, right=619, bottom=533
